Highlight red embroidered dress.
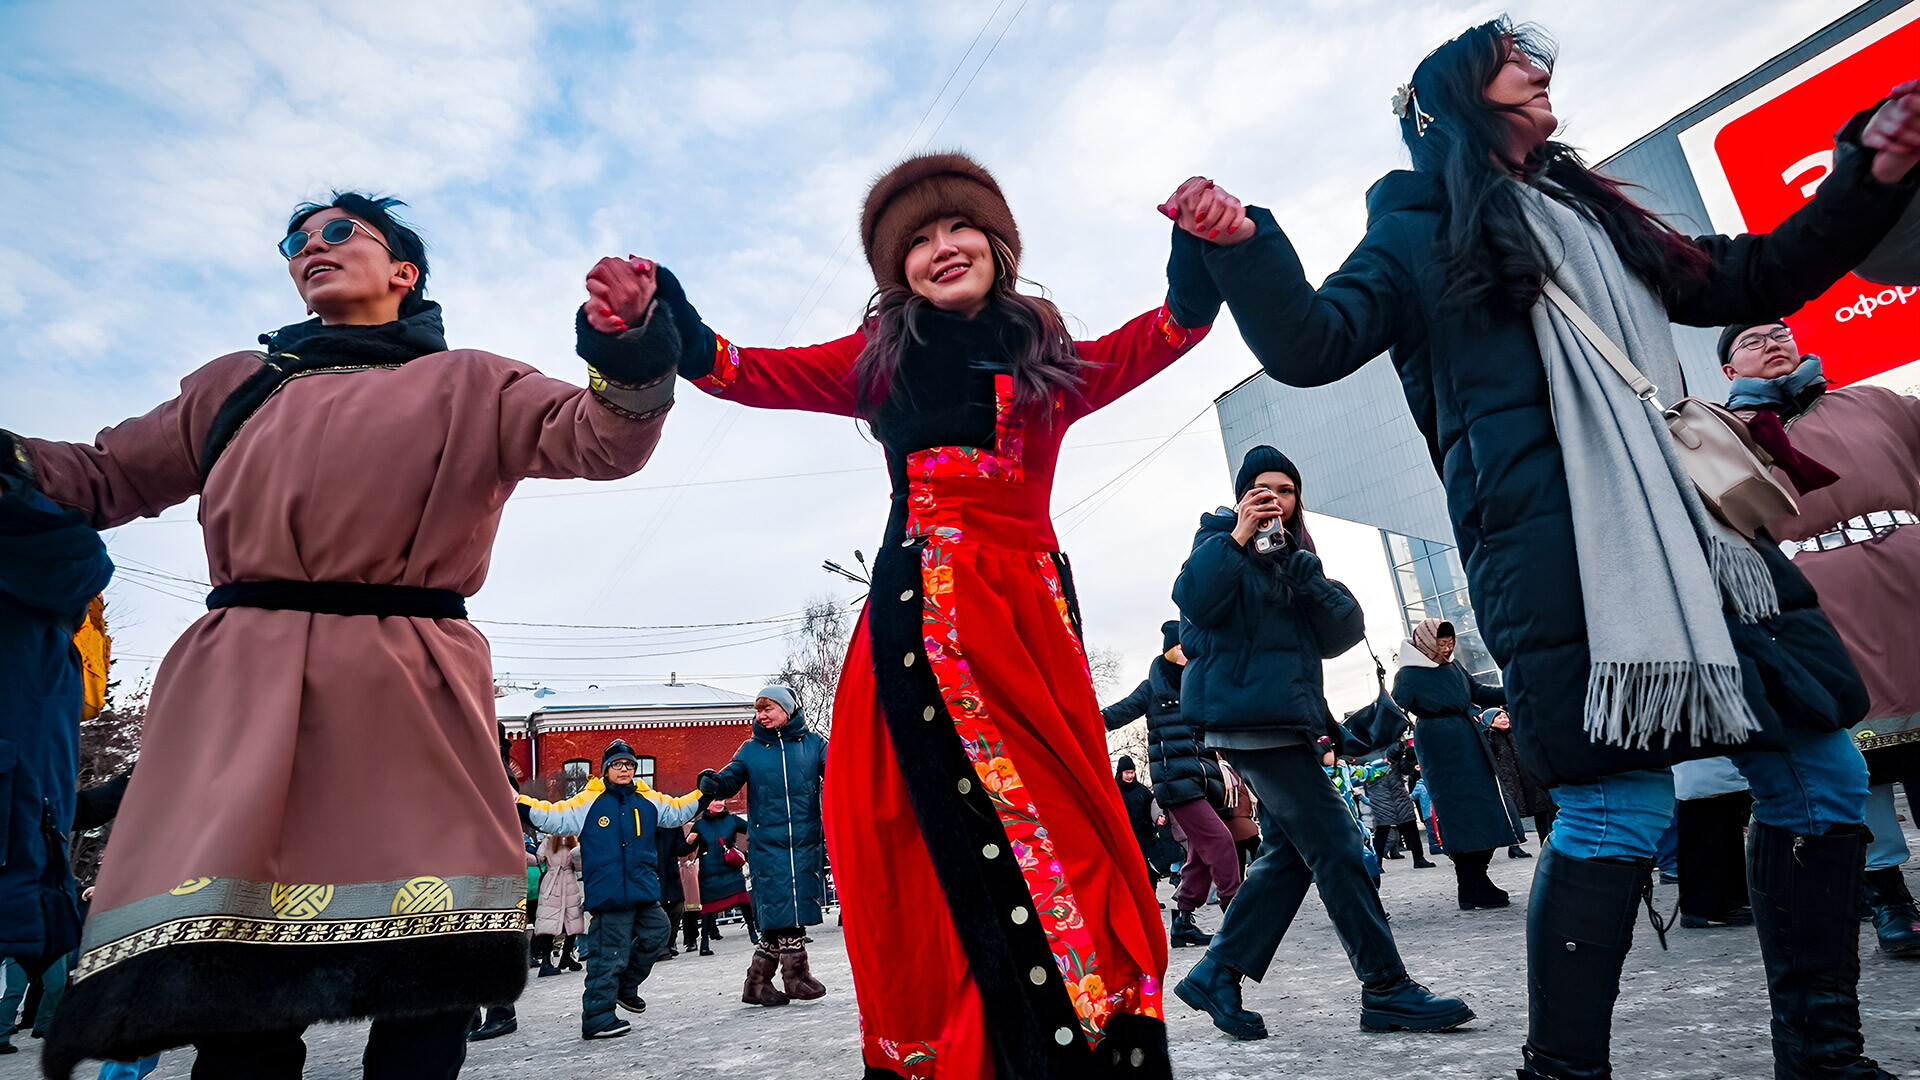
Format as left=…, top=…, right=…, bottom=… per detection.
left=657, top=268, right=1210, bottom=1078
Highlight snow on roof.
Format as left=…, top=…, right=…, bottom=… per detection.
left=495, top=682, right=756, bottom=722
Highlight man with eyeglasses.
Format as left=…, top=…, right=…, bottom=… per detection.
left=1719, top=318, right=1920, bottom=958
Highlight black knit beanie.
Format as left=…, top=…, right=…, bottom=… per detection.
left=1160, top=620, right=1181, bottom=654
left=1116, top=755, right=1137, bottom=775
left=1234, top=445, right=1301, bottom=499
left=602, top=739, right=639, bottom=770
left=1716, top=318, right=1788, bottom=365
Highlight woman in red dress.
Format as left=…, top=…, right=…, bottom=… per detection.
left=588, top=154, right=1232, bottom=1078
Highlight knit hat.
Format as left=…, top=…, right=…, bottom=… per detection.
left=1116, top=755, right=1137, bottom=775
left=1716, top=318, right=1789, bottom=365
left=756, top=685, right=799, bottom=719
left=861, top=152, right=1020, bottom=291
left=601, top=739, right=639, bottom=771
left=1161, top=620, right=1181, bottom=654
left=1234, top=445, right=1301, bottom=499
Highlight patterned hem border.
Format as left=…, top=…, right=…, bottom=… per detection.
left=74, top=907, right=525, bottom=983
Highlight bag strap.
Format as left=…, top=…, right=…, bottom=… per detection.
left=1540, top=279, right=1663, bottom=409
left=1363, top=638, right=1387, bottom=689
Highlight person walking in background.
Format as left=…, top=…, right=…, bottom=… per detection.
left=1369, top=741, right=1434, bottom=869
left=534, top=834, right=587, bottom=977
left=1112, top=757, right=1164, bottom=895
left=677, top=828, right=704, bottom=956
left=1393, top=620, right=1523, bottom=909
left=521, top=739, right=704, bottom=1040
left=1720, top=317, right=1920, bottom=958
left=1482, top=708, right=1556, bottom=856
left=698, top=685, right=830, bottom=1007
left=1172, top=444, right=1472, bottom=1041
left=655, top=818, right=696, bottom=961
left=689, top=801, right=752, bottom=960
left=1103, top=620, right=1240, bottom=948
left=1321, top=740, right=1391, bottom=886
left=1171, top=17, right=1918, bottom=1074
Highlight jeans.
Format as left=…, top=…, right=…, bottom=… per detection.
left=1207, top=744, right=1404, bottom=985
left=1552, top=724, right=1869, bottom=860
left=582, top=903, right=670, bottom=1028
left=1864, top=783, right=1912, bottom=870
left=1167, top=798, right=1242, bottom=910
left=97, top=1058, right=160, bottom=1080
left=190, top=1012, right=468, bottom=1080
left=0, top=959, right=25, bottom=1043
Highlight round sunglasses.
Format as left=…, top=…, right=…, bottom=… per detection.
left=278, top=217, right=394, bottom=260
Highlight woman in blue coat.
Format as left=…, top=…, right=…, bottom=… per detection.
left=1166, top=18, right=1920, bottom=1079
left=1394, top=618, right=1523, bottom=910
left=699, top=685, right=829, bottom=1007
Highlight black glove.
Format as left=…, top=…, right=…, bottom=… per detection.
left=695, top=769, right=720, bottom=799
left=1284, top=548, right=1327, bottom=591
left=1165, top=226, right=1224, bottom=329
left=575, top=301, right=683, bottom=392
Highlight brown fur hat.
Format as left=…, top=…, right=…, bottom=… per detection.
left=861, top=152, right=1020, bottom=290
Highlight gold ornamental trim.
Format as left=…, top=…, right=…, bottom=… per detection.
left=72, top=907, right=525, bottom=983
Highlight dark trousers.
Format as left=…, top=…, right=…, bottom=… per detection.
left=582, top=903, right=670, bottom=1028
left=191, top=1011, right=469, bottom=1080
left=661, top=900, right=686, bottom=954
left=1168, top=797, right=1243, bottom=910
left=1208, top=744, right=1405, bottom=985
left=1676, top=791, right=1753, bottom=917
left=1534, top=808, right=1557, bottom=842
left=1373, top=821, right=1426, bottom=860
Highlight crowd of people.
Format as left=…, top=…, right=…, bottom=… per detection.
left=2, top=12, right=1919, bottom=1080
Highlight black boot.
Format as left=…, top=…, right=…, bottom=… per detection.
left=469, top=1004, right=518, bottom=1041
left=1748, top=823, right=1894, bottom=1079
left=1359, top=974, right=1474, bottom=1033
left=699, top=917, right=714, bottom=956
left=705, top=912, right=723, bottom=941
left=1170, top=909, right=1213, bottom=948
left=1508, top=845, right=1533, bottom=859
left=534, top=933, right=560, bottom=977
left=1864, top=867, right=1920, bottom=958
left=1456, top=851, right=1510, bottom=909
left=1173, top=953, right=1266, bottom=1040
left=1520, top=845, right=1651, bottom=1080
left=560, top=934, right=583, bottom=971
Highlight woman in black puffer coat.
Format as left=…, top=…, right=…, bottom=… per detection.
left=1104, top=620, right=1237, bottom=947
left=1394, top=618, right=1524, bottom=909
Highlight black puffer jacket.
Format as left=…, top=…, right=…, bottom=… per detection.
left=1200, top=108, right=1909, bottom=785
left=1113, top=757, right=1157, bottom=861
left=1395, top=650, right=1523, bottom=854
left=1101, top=656, right=1223, bottom=808
left=1175, top=512, right=1365, bottom=744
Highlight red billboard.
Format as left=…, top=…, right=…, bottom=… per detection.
left=1682, top=10, right=1920, bottom=387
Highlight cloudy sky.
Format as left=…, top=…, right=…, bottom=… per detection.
left=0, top=0, right=1864, bottom=715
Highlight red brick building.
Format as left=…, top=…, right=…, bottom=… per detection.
left=498, top=682, right=756, bottom=806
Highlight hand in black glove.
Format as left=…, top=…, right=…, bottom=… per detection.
left=1284, top=548, right=1327, bottom=591
left=695, top=769, right=720, bottom=799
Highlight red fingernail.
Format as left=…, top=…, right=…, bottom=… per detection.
left=612, top=320, right=628, bottom=331
left=603, top=308, right=616, bottom=318
left=1228, top=224, right=1237, bottom=234
left=1209, top=230, right=1220, bottom=239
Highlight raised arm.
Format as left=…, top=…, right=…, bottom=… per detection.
left=1668, top=103, right=1920, bottom=327
left=697, top=743, right=753, bottom=801
left=1102, top=679, right=1153, bottom=731
left=1064, top=228, right=1220, bottom=419
left=519, top=777, right=603, bottom=836
left=1198, top=204, right=1414, bottom=388
left=17, top=351, right=262, bottom=528
left=642, top=783, right=706, bottom=829
left=0, top=477, right=113, bottom=617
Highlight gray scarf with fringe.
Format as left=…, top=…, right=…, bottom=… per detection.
left=1517, top=183, right=1772, bottom=750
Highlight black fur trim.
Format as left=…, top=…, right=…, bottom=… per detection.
left=574, top=301, right=683, bottom=387
left=41, top=931, right=525, bottom=1079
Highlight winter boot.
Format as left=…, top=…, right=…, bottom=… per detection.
left=560, top=934, right=583, bottom=971
left=1170, top=909, right=1213, bottom=948
left=534, top=934, right=560, bottom=977
left=682, top=915, right=699, bottom=952
left=743, top=905, right=761, bottom=945
left=1520, top=845, right=1652, bottom=1080
left=1455, top=851, right=1510, bottom=909
left=1864, top=867, right=1920, bottom=958
left=704, top=912, right=723, bottom=941
left=1748, top=823, right=1895, bottom=1079
left=743, top=943, right=791, bottom=1007
left=1173, top=953, right=1266, bottom=1040
left=1508, top=845, right=1533, bottom=859
left=1359, top=974, right=1475, bottom=1033
left=468, top=1005, right=517, bottom=1041
left=699, top=918, right=714, bottom=956
left=778, top=938, right=827, bottom=1000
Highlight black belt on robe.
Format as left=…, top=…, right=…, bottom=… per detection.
left=206, top=581, right=468, bottom=619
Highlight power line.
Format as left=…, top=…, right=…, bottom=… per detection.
left=1056, top=401, right=1215, bottom=535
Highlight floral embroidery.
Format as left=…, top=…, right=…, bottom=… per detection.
left=1153, top=302, right=1198, bottom=349
left=867, top=1036, right=940, bottom=1079
left=1036, top=555, right=1088, bottom=668
left=694, top=333, right=741, bottom=395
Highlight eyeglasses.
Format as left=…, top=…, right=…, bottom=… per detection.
left=278, top=218, right=394, bottom=260
left=1732, top=326, right=1794, bottom=353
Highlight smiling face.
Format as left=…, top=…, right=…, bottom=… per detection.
left=902, top=216, right=995, bottom=316
left=1484, top=37, right=1556, bottom=159
left=1722, top=323, right=1801, bottom=381
left=754, top=698, right=791, bottom=729
left=285, top=208, right=418, bottom=325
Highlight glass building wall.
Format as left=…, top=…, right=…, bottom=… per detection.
left=1381, top=531, right=1499, bottom=681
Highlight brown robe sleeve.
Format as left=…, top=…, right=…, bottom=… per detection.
left=25, top=351, right=263, bottom=528
left=494, top=363, right=669, bottom=483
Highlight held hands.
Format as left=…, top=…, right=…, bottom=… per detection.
left=1159, top=177, right=1256, bottom=245
left=1864, top=81, right=1920, bottom=184
left=584, top=255, right=658, bottom=334
left=1230, top=486, right=1282, bottom=546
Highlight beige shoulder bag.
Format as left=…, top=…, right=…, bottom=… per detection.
left=1541, top=279, right=1797, bottom=538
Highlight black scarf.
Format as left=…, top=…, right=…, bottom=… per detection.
left=198, top=303, right=449, bottom=480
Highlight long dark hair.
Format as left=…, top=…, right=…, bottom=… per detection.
left=854, top=230, right=1085, bottom=420
left=286, top=191, right=432, bottom=317
left=1402, top=18, right=1708, bottom=316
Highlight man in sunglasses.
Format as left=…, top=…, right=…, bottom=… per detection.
left=1720, top=319, right=1920, bottom=959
